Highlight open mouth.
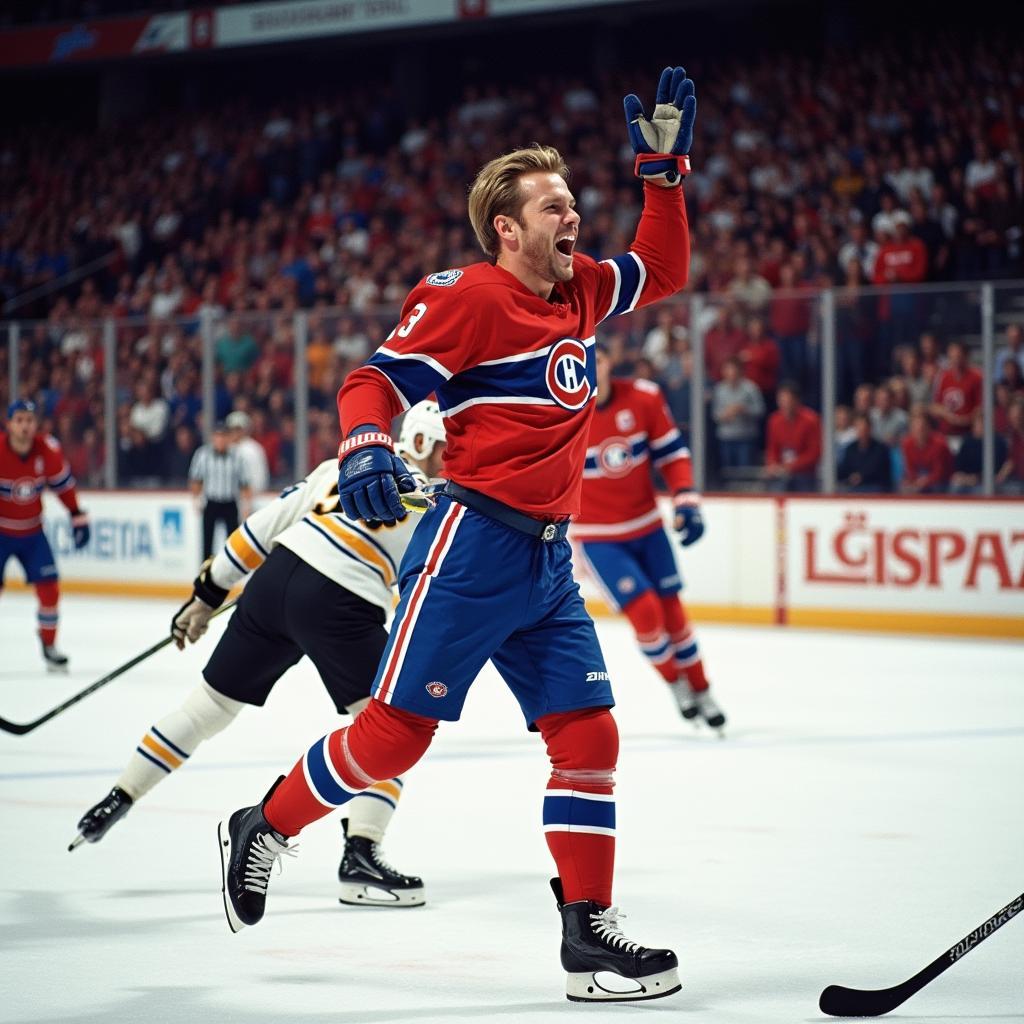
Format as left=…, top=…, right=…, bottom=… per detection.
left=555, top=235, right=576, bottom=259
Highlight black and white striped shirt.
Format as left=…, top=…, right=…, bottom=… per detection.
left=188, top=445, right=250, bottom=502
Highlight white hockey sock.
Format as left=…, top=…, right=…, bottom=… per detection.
left=116, top=681, right=244, bottom=800
left=346, top=777, right=403, bottom=844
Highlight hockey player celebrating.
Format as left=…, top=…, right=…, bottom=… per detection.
left=72, top=402, right=446, bottom=909
left=573, top=344, right=726, bottom=730
left=0, top=400, right=90, bottom=671
left=218, top=68, right=696, bottom=1002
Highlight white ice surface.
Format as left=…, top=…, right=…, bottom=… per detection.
left=1, top=593, right=1022, bottom=1024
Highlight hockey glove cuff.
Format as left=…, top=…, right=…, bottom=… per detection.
left=338, top=424, right=415, bottom=525
left=673, top=492, right=705, bottom=547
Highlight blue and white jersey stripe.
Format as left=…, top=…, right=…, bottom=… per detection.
left=365, top=347, right=454, bottom=410
left=649, top=427, right=690, bottom=467
left=542, top=788, right=616, bottom=837
left=436, top=336, right=597, bottom=418
left=599, top=252, right=648, bottom=322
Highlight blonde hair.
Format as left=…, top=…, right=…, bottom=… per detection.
left=467, top=145, right=569, bottom=260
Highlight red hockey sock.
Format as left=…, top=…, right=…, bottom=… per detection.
left=660, top=594, right=708, bottom=692
left=538, top=707, right=618, bottom=907
left=622, top=590, right=675, bottom=684
left=35, top=581, right=59, bottom=647
left=264, top=699, right=438, bottom=837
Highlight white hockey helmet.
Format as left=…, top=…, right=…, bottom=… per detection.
left=395, top=400, right=446, bottom=461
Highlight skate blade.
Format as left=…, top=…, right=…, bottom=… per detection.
left=45, top=663, right=69, bottom=674
left=566, top=966, right=681, bottom=1002
left=67, top=833, right=86, bottom=852
left=338, top=880, right=426, bottom=908
left=217, top=820, right=246, bottom=934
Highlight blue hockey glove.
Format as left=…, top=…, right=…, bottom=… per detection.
left=624, top=66, right=696, bottom=186
left=71, top=511, right=90, bottom=550
left=673, top=492, right=704, bottom=547
left=337, top=424, right=415, bottom=526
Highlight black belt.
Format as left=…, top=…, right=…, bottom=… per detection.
left=439, top=481, right=569, bottom=542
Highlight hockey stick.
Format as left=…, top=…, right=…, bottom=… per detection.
left=0, top=599, right=237, bottom=737
left=819, top=889, right=1023, bottom=1016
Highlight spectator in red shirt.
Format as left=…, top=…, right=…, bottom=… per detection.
left=704, top=304, right=747, bottom=382
left=872, top=212, right=928, bottom=286
left=764, top=381, right=821, bottom=492
left=901, top=406, right=952, bottom=493
left=739, top=316, right=781, bottom=400
left=930, top=340, right=982, bottom=438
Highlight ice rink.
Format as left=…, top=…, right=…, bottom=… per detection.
left=1, top=592, right=1022, bottom=1024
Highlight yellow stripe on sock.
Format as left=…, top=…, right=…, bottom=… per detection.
left=368, top=780, right=402, bottom=802
left=141, top=734, right=183, bottom=769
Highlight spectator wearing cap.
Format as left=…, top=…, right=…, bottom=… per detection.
left=838, top=413, right=892, bottom=493
left=188, top=421, right=251, bottom=562
left=764, top=381, right=821, bottom=492
left=227, top=410, right=270, bottom=494
left=901, top=406, right=952, bottom=494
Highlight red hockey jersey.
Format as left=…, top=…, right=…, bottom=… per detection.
left=574, top=377, right=694, bottom=542
left=338, top=182, right=690, bottom=518
left=0, top=433, right=79, bottom=537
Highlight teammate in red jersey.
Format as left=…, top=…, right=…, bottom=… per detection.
left=1, top=400, right=90, bottom=670
left=574, top=346, right=725, bottom=730
left=219, top=68, right=697, bottom=1002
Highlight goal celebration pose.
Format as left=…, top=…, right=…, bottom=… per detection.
left=219, top=67, right=696, bottom=1002
left=73, top=402, right=445, bottom=908
left=573, top=345, right=726, bottom=730
left=0, top=400, right=90, bottom=671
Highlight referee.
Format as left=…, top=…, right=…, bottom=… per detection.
left=188, top=421, right=252, bottom=561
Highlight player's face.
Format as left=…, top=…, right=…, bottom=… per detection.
left=7, top=410, right=37, bottom=449
left=424, top=441, right=447, bottom=479
left=515, top=173, right=580, bottom=285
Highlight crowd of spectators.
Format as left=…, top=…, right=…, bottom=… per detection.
left=1, top=29, right=1022, bottom=492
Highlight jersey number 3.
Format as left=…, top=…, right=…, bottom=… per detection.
left=389, top=302, right=427, bottom=340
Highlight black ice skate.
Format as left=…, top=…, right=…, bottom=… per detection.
left=694, top=689, right=726, bottom=731
left=673, top=684, right=726, bottom=732
left=551, top=878, right=681, bottom=1002
left=338, top=818, right=425, bottom=908
left=672, top=683, right=700, bottom=720
left=217, top=777, right=297, bottom=933
left=68, top=786, right=134, bottom=851
left=42, top=644, right=69, bottom=673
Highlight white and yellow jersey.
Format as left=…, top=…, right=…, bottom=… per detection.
left=210, top=459, right=425, bottom=613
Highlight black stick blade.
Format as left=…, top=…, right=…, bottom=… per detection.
left=819, top=982, right=907, bottom=1017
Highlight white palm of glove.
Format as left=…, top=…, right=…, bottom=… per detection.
left=634, top=102, right=684, bottom=155
left=171, top=597, right=215, bottom=650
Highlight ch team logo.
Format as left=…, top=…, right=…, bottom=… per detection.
left=425, top=681, right=448, bottom=698
left=597, top=436, right=635, bottom=479
left=11, top=477, right=37, bottom=503
left=545, top=338, right=592, bottom=411
left=426, top=269, right=463, bottom=287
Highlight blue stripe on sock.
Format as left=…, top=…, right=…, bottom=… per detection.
left=643, top=640, right=671, bottom=660
left=136, top=747, right=172, bottom=773
left=352, top=791, right=397, bottom=810
left=675, top=642, right=699, bottom=661
left=542, top=793, right=615, bottom=830
left=151, top=726, right=190, bottom=760
left=306, top=736, right=356, bottom=806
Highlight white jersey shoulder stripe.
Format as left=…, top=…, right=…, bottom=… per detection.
left=377, top=346, right=454, bottom=381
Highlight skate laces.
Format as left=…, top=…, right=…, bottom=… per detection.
left=369, top=843, right=401, bottom=876
left=591, top=906, right=641, bottom=953
left=244, top=832, right=298, bottom=894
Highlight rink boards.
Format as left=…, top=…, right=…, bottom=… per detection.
left=7, top=490, right=1023, bottom=639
